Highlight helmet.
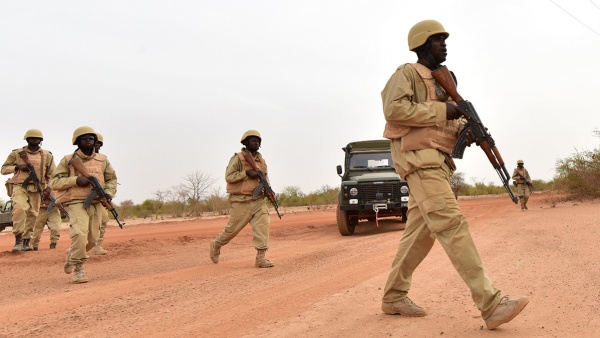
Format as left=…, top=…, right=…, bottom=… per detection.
left=240, top=130, right=262, bottom=144
left=408, top=20, right=449, bottom=51
left=72, top=126, right=97, bottom=145
left=517, top=160, right=524, bottom=164
left=23, top=129, right=43, bottom=140
left=96, top=132, right=104, bottom=144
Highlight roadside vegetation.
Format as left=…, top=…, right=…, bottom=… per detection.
left=9, top=131, right=599, bottom=221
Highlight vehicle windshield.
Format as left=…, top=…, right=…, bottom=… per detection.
left=349, top=152, right=393, bottom=169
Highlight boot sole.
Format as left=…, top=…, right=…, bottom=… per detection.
left=486, top=298, right=529, bottom=329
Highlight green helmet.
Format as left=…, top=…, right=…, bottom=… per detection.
left=23, top=129, right=43, bottom=140
left=240, top=129, right=262, bottom=144
left=72, top=126, right=97, bottom=145
left=517, top=159, right=524, bottom=164
left=408, top=20, right=449, bottom=51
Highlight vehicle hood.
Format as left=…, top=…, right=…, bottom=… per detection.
left=347, top=171, right=402, bottom=183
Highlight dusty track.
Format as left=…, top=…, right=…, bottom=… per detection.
left=1, top=192, right=599, bottom=337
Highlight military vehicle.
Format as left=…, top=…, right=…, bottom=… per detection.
left=0, top=200, right=13, bottom=232
left=335, top=140, right=409, bottom=235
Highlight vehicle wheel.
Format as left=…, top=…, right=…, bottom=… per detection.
left=336, top=209, right=355, bottom=236
left=400, top=209, right=407, bottom=223
left=0, top=224, right=5, bottom=233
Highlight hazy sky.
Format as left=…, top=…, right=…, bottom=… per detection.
left=1, top=0, right=599, bottom=204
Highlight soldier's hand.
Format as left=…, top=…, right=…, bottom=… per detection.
left=43, top=187, right=51, bottom=198
left=446, top=103, right=467, bottom=120
left=76, top=176, right=90, bottom=187
left=15, top=164, right=29, bottom=172
left=246, top=169, right=259, bottom=178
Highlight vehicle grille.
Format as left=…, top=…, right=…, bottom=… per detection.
left=358, top=182, right=402, bottom=201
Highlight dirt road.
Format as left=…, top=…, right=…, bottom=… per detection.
left=1, top=192, right=599, bottom=337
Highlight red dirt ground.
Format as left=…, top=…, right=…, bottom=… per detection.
left=1, top=192, right=599, bottom=337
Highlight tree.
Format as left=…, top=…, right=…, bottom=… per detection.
left=449, top=172, right=467, bottom=199
left=175, top=171, right=217, bottom=217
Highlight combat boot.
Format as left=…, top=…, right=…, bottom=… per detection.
left=210, top=240, right=221, bottom=263
left=484, top=295, right=529, bottom=329
left=50, top=242, right=57, bottom=249
left=255, top=249, right=274, bottom=268
left=72, top=263, right=89, bottom=284
left=12, top=234, right=23, bottom=252
left=21, top=239, right=33, bottom=251
left=92, top=239, right=107, bottom=255
left=382, top=297, right=427, bottom=317
left=64, top=248, right=74, bottom=274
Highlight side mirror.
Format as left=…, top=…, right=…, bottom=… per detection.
left=336, top=165, right=342, bottom=176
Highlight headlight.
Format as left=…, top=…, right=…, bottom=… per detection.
left=349, top=187, right=358, bottom=196
left=400, top=186, right=409, bottom=194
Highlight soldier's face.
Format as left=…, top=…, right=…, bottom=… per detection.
left=429, top=34, right=447, bottom=64
left=246, top=136, right=261, bottom=152
left=78, top=134, right=96, bottom=150
left=26, top=137, right=42, bottom=147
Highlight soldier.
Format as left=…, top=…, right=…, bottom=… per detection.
left=379, top=20, right=528, bottom=329
left=91, top=132, right=109, bottom=255
left=1, top=129, right=55, bottom=252
left=30, top=195, right=62, bottom=250
left=50, top=126, right=117, bottom=284
left=209, top=130, right=275, bottom=268
left=512, top=160, right=532, bottom=211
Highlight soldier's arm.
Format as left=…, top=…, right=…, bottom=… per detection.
left=49, top=157, right=78, bottom=190
left=1, top=151, right=18, bottom=175
left=103, top=160, right=117, bottom=197
left=225, top=155, right=246, bottom=183
left=382, top=65, right=446, bottom=128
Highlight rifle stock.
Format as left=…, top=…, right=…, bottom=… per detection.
left=70, top=156, right=125, bottom=228
left=242, top=152, right=283, bottom=219
left=432, top=66, right=518, bottom=204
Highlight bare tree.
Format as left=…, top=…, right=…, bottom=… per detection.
left=450, top=171, right=467, bottom=199
left=176, top=171, right=217, bottom=217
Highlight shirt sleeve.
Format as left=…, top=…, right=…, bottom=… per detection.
left=1, top=151, right=18, bottom=175
left=381, top=65, right=447, bottom=127
left=225, top=155, right=246, bottom=183
left=103, top=159, right=117, bottom=196
left=49, top=157, right=78, bottom=191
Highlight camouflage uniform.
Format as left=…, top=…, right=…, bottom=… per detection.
left=1, top=145, right=55, bottom=250
left=512, top=165, right=531, bottom=210
left=381, top=62, right=503, bottom=319
left=30, top=196, right=62, bottom=250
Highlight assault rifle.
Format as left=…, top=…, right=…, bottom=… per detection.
left=70, top=156, right=125, bottom=228
left=19, top=151, right=44, bottom=200
left=431, top=66, right=518, bottom=204
left=18, top=151, right=69, bottom=217
left=242, top=152, right=283, bottom=219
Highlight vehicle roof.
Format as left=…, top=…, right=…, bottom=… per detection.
left=343, top=139, right=391, bottom=152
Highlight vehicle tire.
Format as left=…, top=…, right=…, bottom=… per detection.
left=336, top=209, right=355, bottom=236
left=400, top=209, right=407, bottom=223
left=0, top=224, right=5, bottom=233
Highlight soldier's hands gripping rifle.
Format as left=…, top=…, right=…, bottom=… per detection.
left=431, top=66, right=518, bottom=204
left=69, top=156, right=125, bottom=228
left=19, top=151, right=44, bottom=200
left=242, top=152, right=283, bottom=219
left=18, top=151, right=70, bottom=217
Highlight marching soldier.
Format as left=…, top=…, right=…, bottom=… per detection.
left=512, top=160, right=532, bottom=211
left=1, top=129, right=55, bottom=251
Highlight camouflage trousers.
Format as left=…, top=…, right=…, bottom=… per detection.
left=382, top=162, right=502, bottom=319
left=31, top=207, right=61, bottom=247
left=10, top=185, right=40, bottom=239
left=65, top=202, right=101, bottom=264
left=214, top=198, right=270, bottom=250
